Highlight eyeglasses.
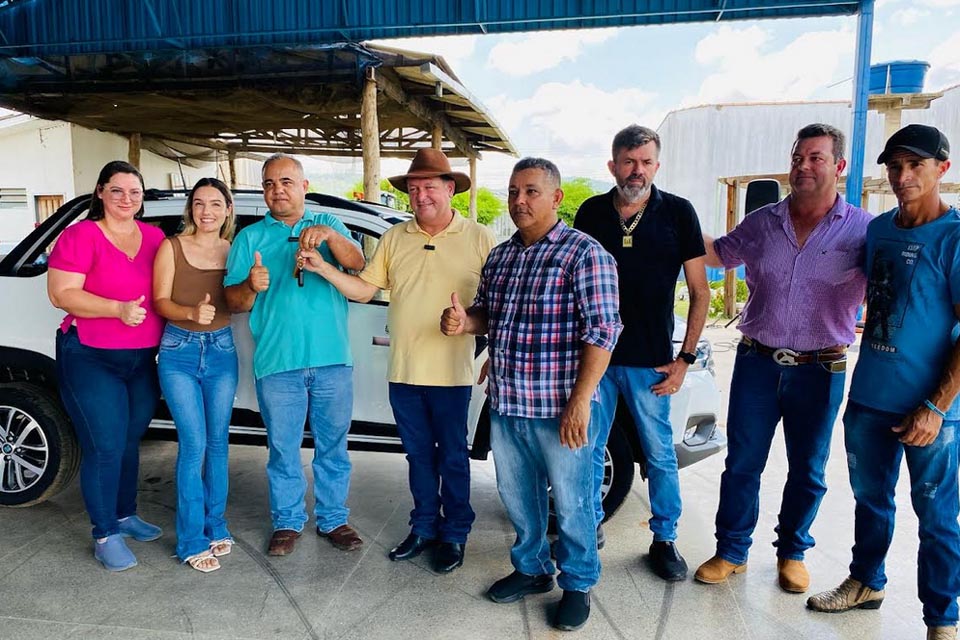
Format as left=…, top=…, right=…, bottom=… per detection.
left=104, top=188, right=144, bottom=202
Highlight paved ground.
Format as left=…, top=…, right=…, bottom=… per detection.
left=0, top=324, right=938, bottom=639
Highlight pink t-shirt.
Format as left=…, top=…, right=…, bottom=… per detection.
left=49, top=219, right=166, bottom=349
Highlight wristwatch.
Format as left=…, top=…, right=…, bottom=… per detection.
left=677, top=350, right=697, bottom=365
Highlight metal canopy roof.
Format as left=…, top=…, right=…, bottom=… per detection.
left=0, top=41, right=517, bottom=160
left=0, top=1, right=863, bottom=162
left=0, top=1, right=861, bottom=56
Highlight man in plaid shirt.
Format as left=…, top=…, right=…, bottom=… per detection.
left=441, top=157, right=622, bottom=632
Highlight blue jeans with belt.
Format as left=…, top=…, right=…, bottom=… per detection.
left=388, top=383, right=475, bottom=543
left=55, top=327, right=160, bottom=539
left=714, top=341, right=845, bottom=564
left=844, top=401, right=960, bottom=627
left=158, top=324, right=238, bottom=561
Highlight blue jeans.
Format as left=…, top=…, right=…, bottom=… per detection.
left=594, top=366, right=679, bottom=540
left=158, top=325, right=238, bottom=561
left=256, top=365, right=353, bottom=532
left=490, top=408, right=599, bottom=592
left=55, top=327, right=159, bottom=539
left=844, top=401, right=960, bottom=627
left=389, top=383, right=474, bottom=543
left=714, top=343, right=844, bottom=564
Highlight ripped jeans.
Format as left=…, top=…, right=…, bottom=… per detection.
left=844, top=401, right=960, bottom=627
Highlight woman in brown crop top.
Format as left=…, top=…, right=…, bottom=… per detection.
left=152, top=178, right=237, bottom=573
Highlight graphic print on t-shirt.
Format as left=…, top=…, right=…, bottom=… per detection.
left=864, top=238, right=922, bottom=352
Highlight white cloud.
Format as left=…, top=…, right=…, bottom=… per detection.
left=367, top=35, right=479, bottom=73
left=919, top=0, right=960, bottom=7
left=891, top=7, right=930, bottom=24
left=483, top=81, right=664, bottom=181
left=927, top=29, right=960, bottom=87
left=486, top=28, right=619, bottom=77
left=683, top=26, right=855, bottom=106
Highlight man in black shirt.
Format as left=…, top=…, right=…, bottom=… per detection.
left=574, top=124, right=709, bottom=581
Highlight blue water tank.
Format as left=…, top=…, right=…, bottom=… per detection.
left=869, top=60, right=929, bottom=94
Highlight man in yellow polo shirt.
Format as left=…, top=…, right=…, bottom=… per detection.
left=299, top=148, right=496, bottom=574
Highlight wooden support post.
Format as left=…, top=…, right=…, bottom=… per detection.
left=468, top=156, right=478, bottom=220
left=361, top=68, right=381, bottom=205
left=432, top=123, right=443, bottom=150
left=724, top=181, right=738, bottom=318
left=127, top=133, right=141, bottom=170
left=228, top=152, right=237, bottom=190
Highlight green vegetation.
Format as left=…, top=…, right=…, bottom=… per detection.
left=557, top=178, right=598, bottom=226
left=346, top=179, right=410, bottom=211
left=345, top=179, right=504, bottom=225
left=452, top=188, right=504, bottom=226
left=708, top=279, right=749, bottom=317
left=673, top=279, right=749, bottom=319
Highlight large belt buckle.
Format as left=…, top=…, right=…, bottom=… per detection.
left=772, top=347, right=800, bottom=366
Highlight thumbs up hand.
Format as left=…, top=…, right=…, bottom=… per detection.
left=441, top=292, right=468, bottom=336
left=119, top=295, right=147, bottom=327
left=192, top=292, right=216, bottom=325
left=248, top=250, right=270, bottom=292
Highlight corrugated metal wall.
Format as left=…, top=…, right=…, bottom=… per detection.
left=0, top=1, right=860, bottom=56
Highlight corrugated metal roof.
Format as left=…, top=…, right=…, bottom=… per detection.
left=0, top=1, right=862, bottom=56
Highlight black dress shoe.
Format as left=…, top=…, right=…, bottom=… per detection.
left=554, top=590, right=591, bottom=631
left=486, top=570, right=555, bottom=603
left=432, top=541, right=464, bottom=573
left=388, top=533, right=433, bottom=561
left=649, top=541, right=688, bottom=581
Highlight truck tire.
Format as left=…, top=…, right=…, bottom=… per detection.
left=0, top=382, right=79, bottom=507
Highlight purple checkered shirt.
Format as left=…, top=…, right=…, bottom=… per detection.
left=713, top=195, right=871, bottom=351
left=475, top=221, right=622, bottom=419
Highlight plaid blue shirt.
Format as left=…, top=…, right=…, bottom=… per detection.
left=475, top=221, right=622, bottom=418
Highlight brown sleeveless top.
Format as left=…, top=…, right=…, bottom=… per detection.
left=169, top=236, right=231, bottom=332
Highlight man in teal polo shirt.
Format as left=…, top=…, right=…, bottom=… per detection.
left=225, top=153, right=366, bottom=557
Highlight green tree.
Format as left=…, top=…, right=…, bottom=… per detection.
left=452, top=187, right=504, bottom=226
left=557, top=178, right=598, bottom=226
left=346, top=179, right=410, bottom=211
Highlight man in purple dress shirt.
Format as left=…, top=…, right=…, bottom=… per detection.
left=695, top=123, right=871, bottom=594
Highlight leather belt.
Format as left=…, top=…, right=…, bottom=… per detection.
left=741, top=336, right=847, bottom=366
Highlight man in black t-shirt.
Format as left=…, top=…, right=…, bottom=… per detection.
left=574, top=125, right=709, bottom=582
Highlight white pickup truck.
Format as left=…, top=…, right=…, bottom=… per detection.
left=0, top=190, right=725, bottom=518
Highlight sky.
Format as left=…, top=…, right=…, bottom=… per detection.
left=306, top=0, right=960, bottom=194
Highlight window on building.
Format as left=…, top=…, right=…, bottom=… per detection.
left=0, top=187, right=27, bottom=210
left=35, top=194, right=64, bottom=224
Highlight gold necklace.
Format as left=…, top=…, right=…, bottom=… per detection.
left=101, top=223, right=139, bottom=261
left=618, top=198, right=649, bottom=248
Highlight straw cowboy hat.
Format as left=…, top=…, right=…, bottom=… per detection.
left=387, top=148, right=471, bottom=194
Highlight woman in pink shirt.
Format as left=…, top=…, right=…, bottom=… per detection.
left=47, top=161, right=166, bottom=572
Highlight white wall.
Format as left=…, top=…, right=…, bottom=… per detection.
left=655, top=101, right=887, bottom=236
left=0, top=118, right=74, bottom=243
left=655, top=87, right=960, bottom=234
left=69, top=126, right=215, bottom=195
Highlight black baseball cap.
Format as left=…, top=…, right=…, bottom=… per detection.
left=877, top=124, right=950, bottom=164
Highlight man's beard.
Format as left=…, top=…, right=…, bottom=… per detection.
left=616, top=180, right=649, bottom=204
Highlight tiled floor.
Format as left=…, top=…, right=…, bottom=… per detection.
left=0, top=325, right=935, bottom=639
